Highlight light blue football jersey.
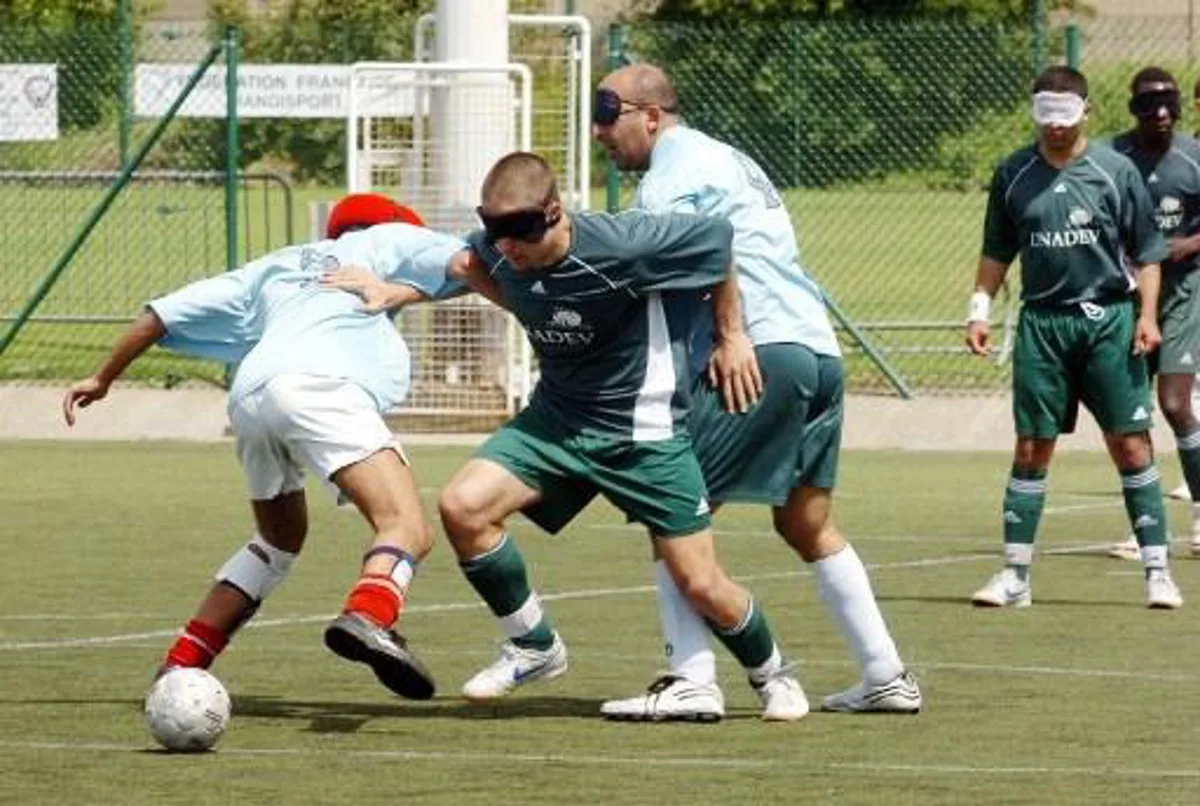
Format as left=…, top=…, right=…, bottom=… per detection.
left=147, top=223, right=466, bottom=412
left=636, top=125, right=841, bottom=363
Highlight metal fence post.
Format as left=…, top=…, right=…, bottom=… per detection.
left=1031, top=0, right=1047, bottom=74
left=224, top=26, right=240, bottom=274
left=1065, top=24, right=1081, bottom=70
left=605, top=23, right=625, bottom=213
left=0, top=41, right=227, bottom=359
left=117, top=0, right=133, bottom=167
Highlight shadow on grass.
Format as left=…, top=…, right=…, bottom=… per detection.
left=876, top=594, right=1134, bottom=608
left=232, top=693, right=608, bottom=731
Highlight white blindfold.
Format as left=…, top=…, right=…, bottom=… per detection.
left=1032, top=91, right=1086, bottom=127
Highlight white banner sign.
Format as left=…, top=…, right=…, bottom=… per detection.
left=134, top=64, right=422, bottom=119
left=0, top=64, right=57, bottom=142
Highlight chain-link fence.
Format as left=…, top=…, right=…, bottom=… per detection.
left=614, top=18, right=1038, bottom=396
left=5, top=10, right=1199, bottom=404
left=0, top=20, right=291, bottom=388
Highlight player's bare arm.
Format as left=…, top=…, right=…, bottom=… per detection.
left=708, top=262, right=762, bottom=414
left=1132, top=261, right=1163, bottom=356
left=63, top=308, right=166, bottom=426
left=965, top=256, right=1010, bottom=356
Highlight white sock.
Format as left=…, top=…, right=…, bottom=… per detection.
left=812, top=545, right=904, bottom=686
left=653, top=560, right=716, bottom=686
left=1140, top=544, right=1168, bottom=571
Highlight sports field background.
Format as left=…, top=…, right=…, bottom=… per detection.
left=2, top=441, right=1198, bottom=805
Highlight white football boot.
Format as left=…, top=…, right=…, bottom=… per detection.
left=971, top=567, right=1031, bottom=608
left=1146, top=571, right=1184, bottom=610
left=750, top=668, right=809, bottom=722
left=1167, top=482, right=1192, bottom=501
left=821, top=670, right=923, bottom=714
left=461, top=634, right=568, bottom=701
left=600, top=675, right=725, bottom=722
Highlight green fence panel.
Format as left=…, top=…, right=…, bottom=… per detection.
left=0, top=22, right=291, bottom=388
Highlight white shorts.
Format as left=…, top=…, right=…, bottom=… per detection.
left=229, top=374, right=405, bottom=502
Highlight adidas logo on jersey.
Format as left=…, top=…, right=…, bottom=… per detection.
left=695, top=498, right=711, bottom=516
left=1134, top=514, right=1160, bottom=529
left=1053, top=183, right=1067, bottom=193
left=530, top=281, right=546, bottom=295
left=1182, top=353, right=1194, bottom=366
left=1003, top=510, right=1023, bottom=524
left=1149, top=173, right=1159, bottom=183
left=1132, top=406, right=1149, bottom=421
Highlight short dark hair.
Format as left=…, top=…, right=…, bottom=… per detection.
left=1130, top=66, right=1177, bottom=94
left=1033, top=66, right=1088, bottom=100
left=481, top=151, right=559, bottom=209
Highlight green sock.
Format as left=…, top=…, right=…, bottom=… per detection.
left=709, top=600, right=776, bottom=671
left=460, top=534, right=555, bottom=650
left=1175, top=427, right=1200, bottom=502
left=1121, top=464, right=1168, bottom=548
left=1002, top=466, right=1046, bottom=579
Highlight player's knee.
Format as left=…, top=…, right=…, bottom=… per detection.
left=671, top=565, right=727, bottom=618
left=1159, top=390, right=1194, bottom=430
left=438, top=482, right=490, bottom=541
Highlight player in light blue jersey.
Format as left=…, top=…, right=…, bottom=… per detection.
left=591, top=64, right=919, bottom=719
left=62, top=195, right=463, bottom=700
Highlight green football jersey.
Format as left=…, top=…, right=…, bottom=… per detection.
left=1111, top=131, right=1200, bottom=273
left=982, top=142, right=1167, bottom=305
left=468, top=210, right=734, bottom=440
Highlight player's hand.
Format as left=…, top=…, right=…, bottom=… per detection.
left=966, top=321, right=990, bottom=356
left=320, top=265, right=393, bottom=313
left=62, top=375, right=110, bottom=426
left=1133, top=314, right=1162, bottom=356
left=1167, top=234, right=1200, bottom=264
left=708, top=331, right=762, bottom=414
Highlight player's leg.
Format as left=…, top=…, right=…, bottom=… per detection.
left=255, top=374, right=440, bottom=696
left=322, top=447, right=437, bottom=699
left=162, top=493, right=306, bottom=673
left=1155, top=269, right=1200, bottom=554
left=597, top=433, right=805, bottom=722
left=1082, top=301, right=1180, bottom=608
left=161, top=389, right=307, bottom=673
left=654, top=529, right=807, bottom=722
left=1159, top=373, right=1200, bottom=555
left=777, top=487, right=920, bottom=714
left=604, top=344, right=813, bottom=721
left=439, top=410, right=590, bottom=701
left=973, top=306, right=1069, bottom=608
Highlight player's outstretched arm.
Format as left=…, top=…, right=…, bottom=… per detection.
left=1132, top=262, right=1163, bottom=356
left=965, top=256, right=1010, bottom=356
left=63, top=309, right=166, bottom=426
left=708, top=262, right=761, bottom=414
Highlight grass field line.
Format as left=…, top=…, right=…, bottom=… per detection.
left=0, top=540, right=1119, bottom=651
left=1, top=739, right=1198, bottom=779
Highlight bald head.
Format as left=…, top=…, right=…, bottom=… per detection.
left=601, top=63, right=678, bottom=112
left=481, top=151, right=559, bottom=211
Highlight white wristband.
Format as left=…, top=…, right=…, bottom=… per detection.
left=967, top=291, right=991, bottom=324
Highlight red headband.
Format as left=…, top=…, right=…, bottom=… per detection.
left=326, top=193, right=425, bottom=239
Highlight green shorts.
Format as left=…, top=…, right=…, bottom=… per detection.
left=476, top=406, right=712, bottom=537
left=1013, top=299, right=1152, bottom=438
left=689, top=343, right=843, bottom=505
left=1156, top=268, right=1200, bottom=375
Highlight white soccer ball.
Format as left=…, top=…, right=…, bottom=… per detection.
left=144, top=668, right=231, bottom=752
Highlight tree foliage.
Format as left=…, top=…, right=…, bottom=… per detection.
left=181, top=0, right=427, bottom=182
